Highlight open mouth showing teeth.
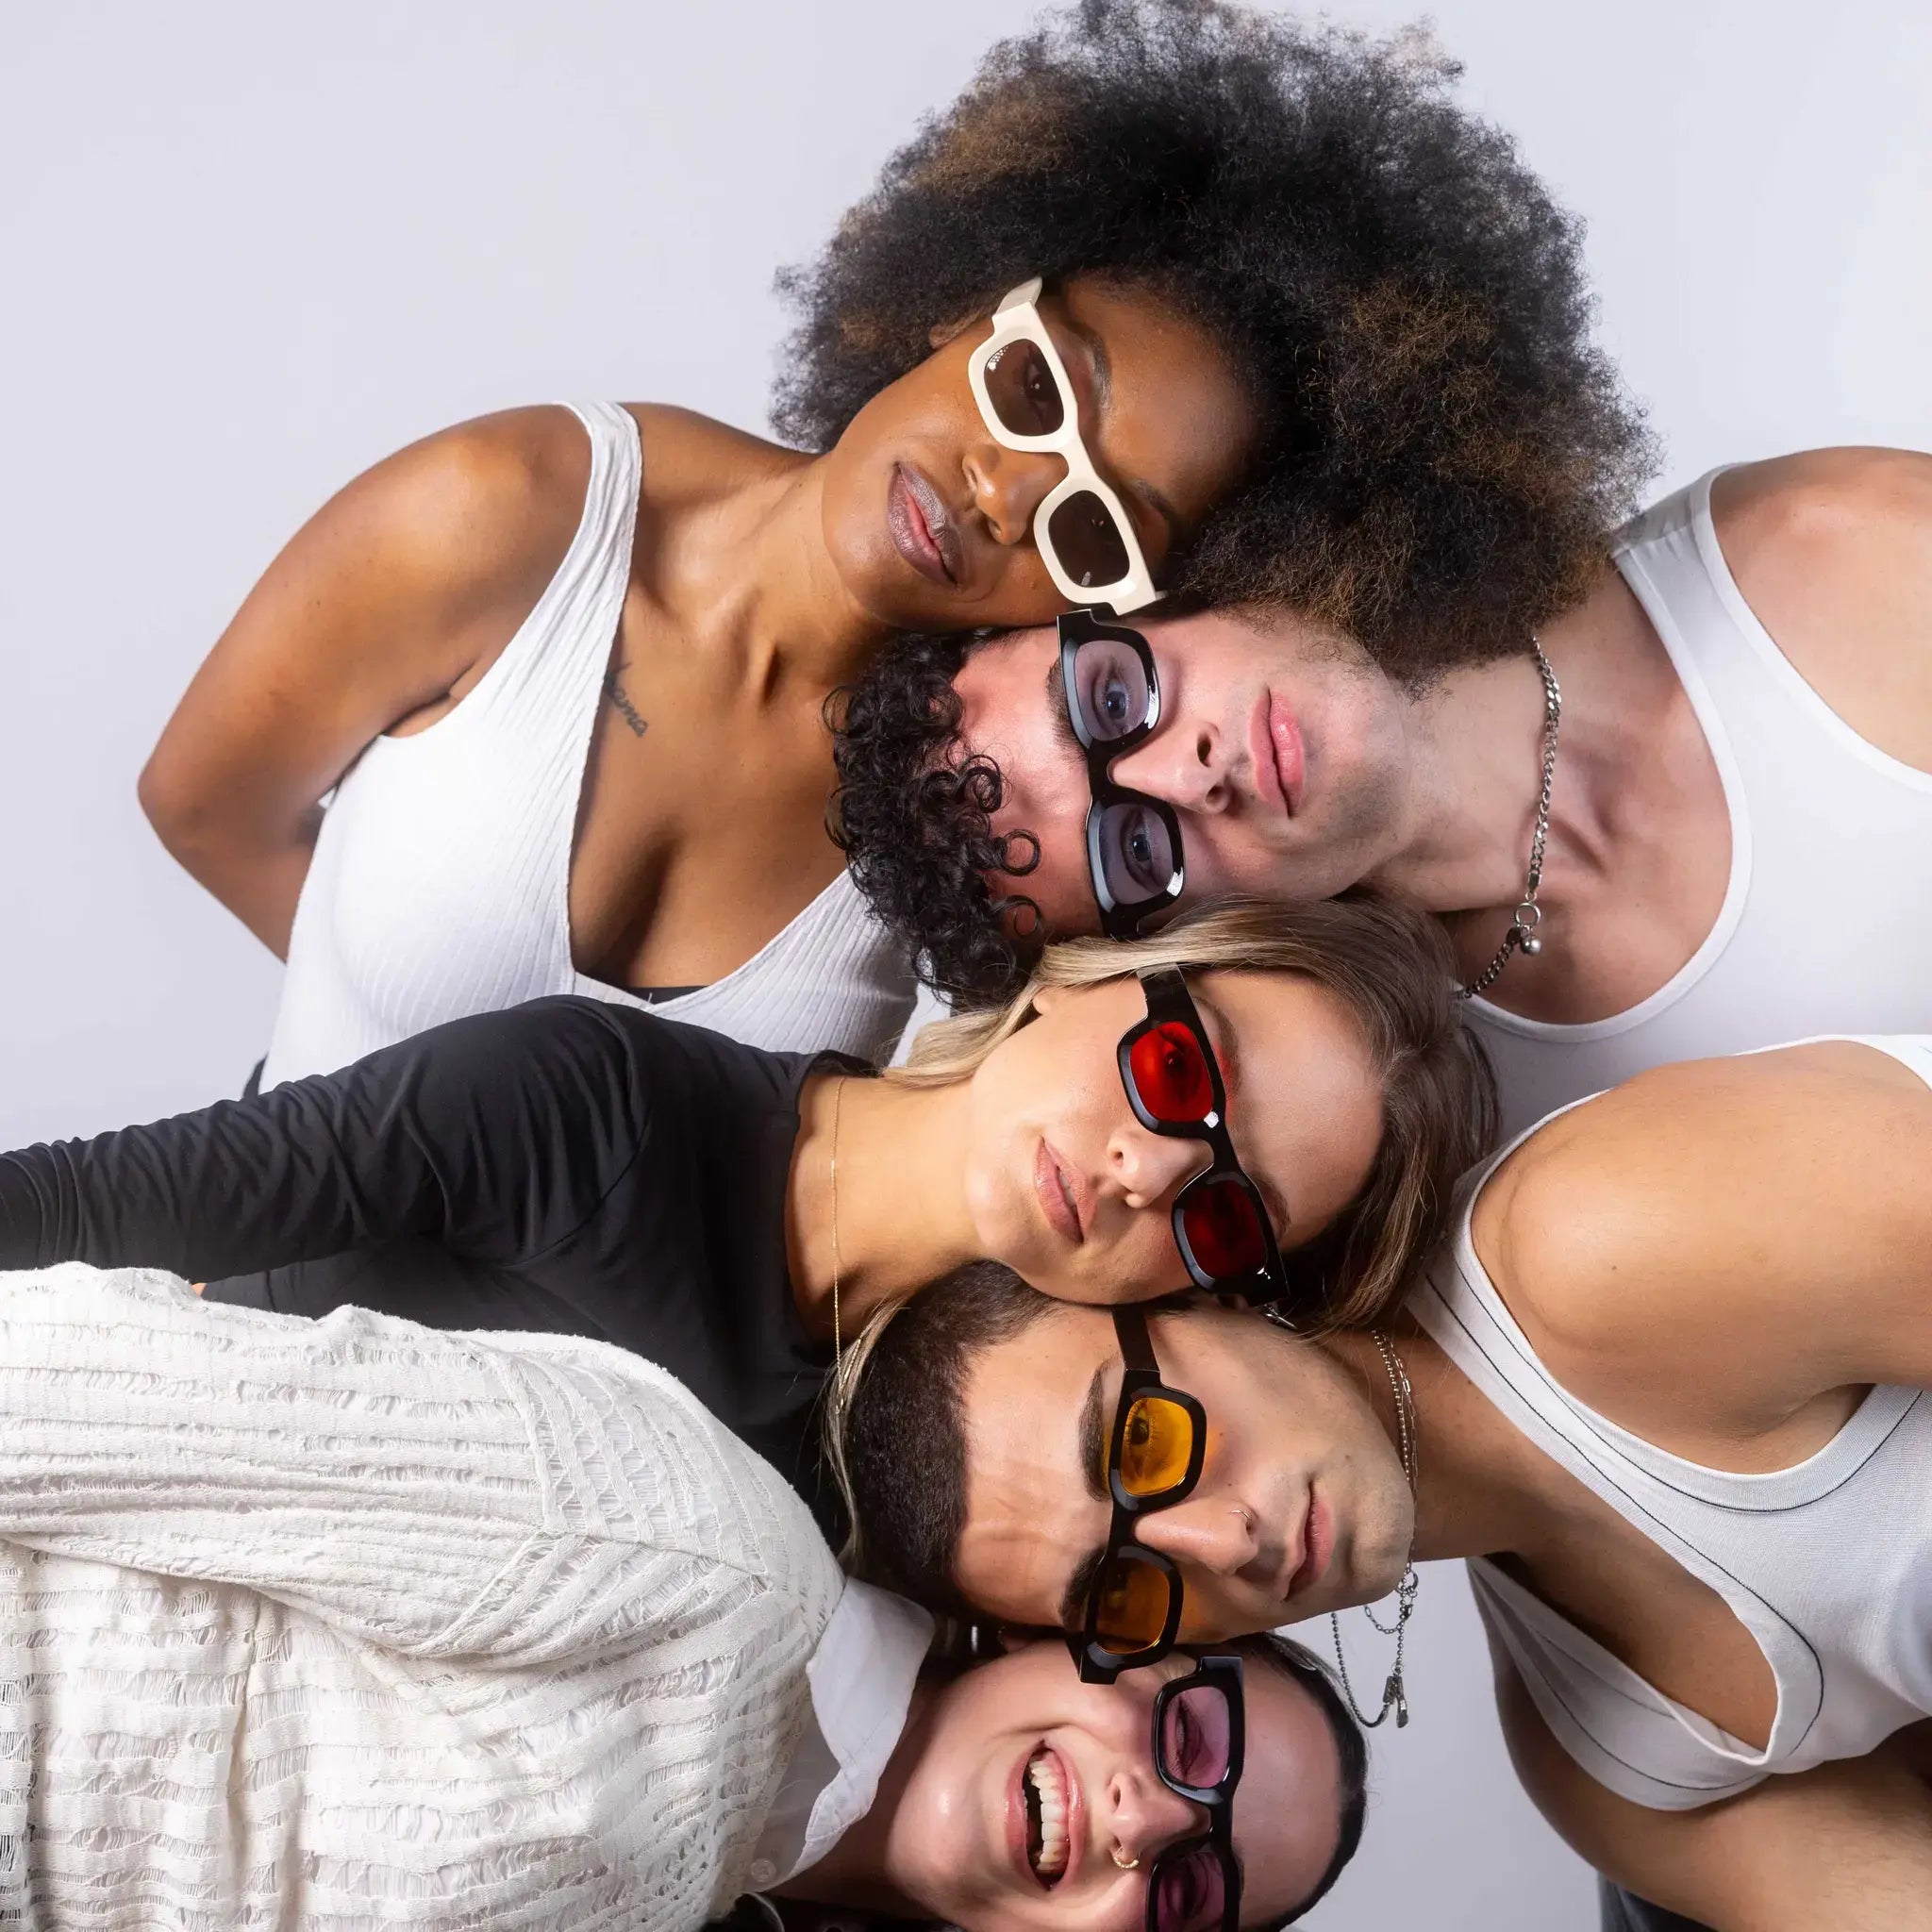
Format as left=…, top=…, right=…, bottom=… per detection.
left=1024, top=1744, right=1070, bottom=1885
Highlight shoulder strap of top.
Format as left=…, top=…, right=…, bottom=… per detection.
left=448, top=401, right=643, bottom=730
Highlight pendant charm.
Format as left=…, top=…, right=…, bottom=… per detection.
left=1519, top=933, right=1541, bottom=956
left=1386, top=1675, right=1409, bottom=1728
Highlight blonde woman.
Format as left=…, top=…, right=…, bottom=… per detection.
left=0, top=894, right=1491, bottom=1524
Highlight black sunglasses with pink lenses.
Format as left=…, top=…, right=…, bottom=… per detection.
left=1146, top=1654, right=1246, bottom=1932
left=1118, top=967, right=1291, bottom=1306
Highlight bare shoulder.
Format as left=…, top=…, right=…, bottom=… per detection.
left=1710, top=447, right=1932, bottom=768
left=329, top=405, right=594, bottom=597
left=1473, top=1041, right=1932, bottom=1403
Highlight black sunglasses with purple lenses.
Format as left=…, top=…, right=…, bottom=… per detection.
left=1058, top=607, right=1187, bottom=940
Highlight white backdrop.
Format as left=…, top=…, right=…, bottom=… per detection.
left=4, top=3, right=1929, bottom=1925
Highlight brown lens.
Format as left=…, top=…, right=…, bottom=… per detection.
left=983, top=338, right=1066, bottom=438
left=1118, top=1394, right=1195, bottom=1497
left=1094, top=1554, right=1175, bottom=1654
left=1046, top=489, right=1132, bottom=591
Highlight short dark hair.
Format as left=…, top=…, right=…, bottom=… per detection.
left=783, top=0, right=1653, bottom=655
left=834, top=1258, right=1060, bottom=1615
left=1244, top=1632, right=1372, bottom=1925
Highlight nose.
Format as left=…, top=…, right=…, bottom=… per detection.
left=1107, top=1120, right=1211, bottom=1212
left=963, top=442, right=1063, bottom=549
left=1133, top=1491, right=1261, bottom=1579
left=1112, top=713, right=1234, bottom=816
left=1107, top=1762, right=1208, bottom=1871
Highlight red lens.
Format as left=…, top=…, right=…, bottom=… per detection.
left=1179, top=1177, right=1267, bottom=1279
left=1152, top=1844, right=1228, bottom=1932
left=1129, top=1021, right=1215, bottom=1124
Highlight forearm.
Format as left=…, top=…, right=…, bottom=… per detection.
left=0, top=995, right=641, bottom=1281
left=141, top=782, right=321, bottom=960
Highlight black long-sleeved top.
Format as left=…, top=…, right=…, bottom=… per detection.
left=0, top=996, right=851, bottom=1530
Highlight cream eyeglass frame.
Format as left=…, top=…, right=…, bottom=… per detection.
left=966, top=276, right=1163, bottom=615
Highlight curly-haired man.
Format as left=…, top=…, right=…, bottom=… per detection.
left=833, top=447, right=1932, bottom=1139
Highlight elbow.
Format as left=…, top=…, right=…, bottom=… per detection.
left=138, top=741, right=225, bottom=863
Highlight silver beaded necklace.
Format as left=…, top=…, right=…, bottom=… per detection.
left=1457, top=636, right=1563, bottom=1002
left=1267, top=1307, right=1424, bottom=1729
left=1330, top=1330, right=1420, bottom=1730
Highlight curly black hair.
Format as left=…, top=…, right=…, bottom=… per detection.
left=778, top=0, right=1655, bottom=672
left=829, top=629, right=1028, bottom=1001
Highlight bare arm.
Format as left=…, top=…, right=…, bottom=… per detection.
left=139, top=407, right=589, bottom=955
left=1494, top=1656, right=1932, bottom=1931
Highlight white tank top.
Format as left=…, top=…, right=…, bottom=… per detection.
left=1410, top=1034, right=1932, bottom=1812
left=260, top=402, right=917, bottom=1089
left=1467, top=471, right=1932, bottom=1135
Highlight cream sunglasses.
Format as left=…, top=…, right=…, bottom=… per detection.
left=966, top=277, right=1163, bottom=615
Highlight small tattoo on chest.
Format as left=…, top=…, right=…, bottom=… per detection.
left=602, top=658, right=648, bottom=738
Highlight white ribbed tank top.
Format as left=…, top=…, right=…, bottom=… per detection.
left=1468, top=470, right=1932, bottom=1135
left=1410, top=1035, right=1932, bottom=1812
left=260, top=403, right=917, bottom=1089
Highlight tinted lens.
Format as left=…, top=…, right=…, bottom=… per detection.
left=1047, top=489, right=1133, bottom=591
left=1128, top=1019, right=1215, bottom=1124
left=1151, top=1844, right=1230, bottom=1932
left=1094, top=803, right=1179, bottom=913
left=983, top=338, right=1066, bottom=437
left=1069, top=636, right=1153, bottom=744
left=1118, top=1394, right=1195, bottom=1498
left=1179, top=1176, right=1269, bottom=1280
left=1093, top=1556, right=1174, bottom=1655
left=1159, top=1682, right=1234, bottom=1792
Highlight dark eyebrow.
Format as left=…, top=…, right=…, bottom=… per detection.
left=1060, top=1542, right=1109, bottom=1635
left=1195, top=991, right=1292, bottom=1237
left=1063, top=318, right=1180, bottom=537
left=1058, top=1363, right=1115, bottom=1630
left=1045, top=652, right=1083, bottom=758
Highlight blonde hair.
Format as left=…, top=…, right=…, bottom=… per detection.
left=891, top=891, right=1495, bottom=1330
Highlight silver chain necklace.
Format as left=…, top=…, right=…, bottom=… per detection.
left=1457, top=636, right=1562, bottom=1002
left=1329, top=1330, right=1420, bottom=1729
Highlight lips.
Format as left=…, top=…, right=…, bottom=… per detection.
left=1247, top=691, right=1306, bottom=818
left=1284, top=1487, right=1331, bottom=1602
left=1008, top=1740, right=1082, bottom=1890
left=1034, top=1138, right=1088, bottom=1243
left=887, top=462, right=961, bottom=588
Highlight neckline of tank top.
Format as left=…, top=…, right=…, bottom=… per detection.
left=1465, top=475, right=1754, bottom=1044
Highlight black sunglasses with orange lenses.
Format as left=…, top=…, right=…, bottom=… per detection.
left=1146, top=1655, right=1246, bottom=1932
left=1120, top=966, right=1291, bottom=1307
left=1074, top=1305, right=1205, bottom=1683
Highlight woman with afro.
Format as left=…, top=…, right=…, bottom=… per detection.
left=142, top=0, right=1648, bottom=1086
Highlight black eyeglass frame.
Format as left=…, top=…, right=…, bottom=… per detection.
left=1146, top=1653, right=1247, bottom=1932
left=1058, top=607, right=1187, bottom=941
left=1119, top=966, right=1292, bottom=1307
left=1073, top=1305, right=1206, bottom=1685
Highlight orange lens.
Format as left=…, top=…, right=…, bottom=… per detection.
left=1094, top=1555, right=1174, bottom=1654
left=1118, top=1394, right=1196, bottom=1498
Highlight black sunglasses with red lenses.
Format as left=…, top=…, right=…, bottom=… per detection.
left=1119, top=966, right=1291, bottom=1306
left=1058, top=608, right=1187, bottom=941
left=1145, top=1654, right=1246, bottom=1932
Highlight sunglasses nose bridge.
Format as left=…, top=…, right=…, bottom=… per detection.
left=1112, top=1765, right=1212, bottom=1867
left=1110, top=1115, right=1213, bottom=1207
left=966, top=441, right=1066, bottom=547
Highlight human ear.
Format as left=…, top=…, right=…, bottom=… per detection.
left=928, top=308, right=988, bottom=351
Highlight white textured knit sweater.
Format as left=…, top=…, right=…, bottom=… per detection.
left=0, top=1264, right=862, bottom=1931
